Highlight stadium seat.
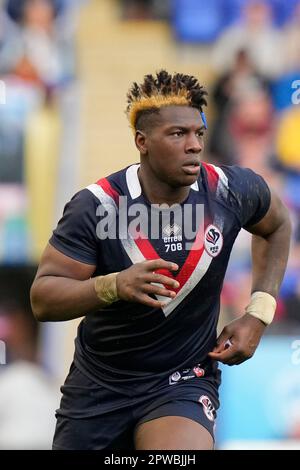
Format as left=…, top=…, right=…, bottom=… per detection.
left=269, top=0, right=299, bottom=26
left=171, top=0, right=224, bottom=43
left=222, top=0, right=247, bottom=27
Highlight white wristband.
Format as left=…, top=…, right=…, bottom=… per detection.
left=245, top=291, right=276, bottom=325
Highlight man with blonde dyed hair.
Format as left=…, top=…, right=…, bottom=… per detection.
left=31, top=70, right=291, bottom=450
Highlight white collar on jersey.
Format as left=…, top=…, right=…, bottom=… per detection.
left=126, top=164, right=199, bottom=200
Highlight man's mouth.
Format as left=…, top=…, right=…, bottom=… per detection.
left=182, top=161, right=200, bottom=175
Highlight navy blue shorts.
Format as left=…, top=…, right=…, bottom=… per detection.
left=53, top=363, right=221, bottom=450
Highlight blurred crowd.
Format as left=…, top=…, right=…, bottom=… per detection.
left=0, top=0, right=80, bottom=262
left=0, top=0, right=82, bottom=449
left=205, top=1, right=300, bottom=331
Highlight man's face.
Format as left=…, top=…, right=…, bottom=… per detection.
left=24, top=0, right=54, bottom=30
left=137, top=106, right=205, bottom=187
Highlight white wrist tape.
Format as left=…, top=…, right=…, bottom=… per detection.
left=245, top=291, right=276, bottom=325
left=94, top=273, right=119, bottom=305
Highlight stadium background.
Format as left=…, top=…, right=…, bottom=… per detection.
left=0, top=0, right=300, bottom=449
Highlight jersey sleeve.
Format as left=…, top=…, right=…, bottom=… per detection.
left=222, top=166, right=271, bottom=228
left=49, top=189, right=99, bottom=264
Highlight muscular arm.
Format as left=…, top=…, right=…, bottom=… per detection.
left=30, top=244, right=100, bottom=322
left=31, top=244, right=179, bottom=322
left=209, top=190, right=291, bottom=365
left=248, top=189, right=291, bottom=298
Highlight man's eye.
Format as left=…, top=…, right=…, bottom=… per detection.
left=197, top=132, right=204, bottom=137
left=172, top=131, right=183, bottom=136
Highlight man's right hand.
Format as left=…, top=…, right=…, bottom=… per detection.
left=116, top=259, right=179, bottom=308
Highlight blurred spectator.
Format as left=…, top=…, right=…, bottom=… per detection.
left=1, top=0, right=76, bottom=89
left=0, top=81, right=43, bottom=183
left=120, top=0, right=171, bottom=20
left=120, top=0, right=154, bottom=20
left=208, top=48, right=271, bottom=164
left=281, top=0, right=300, bottom=72
left=0, top=301, right=59, bottom=449
left=5, top=0, right=63, bottom=21
left=228, top=88, right=274, bottom=174
left=0, top=360, right=59, bottom=449
left=0, top=0, right=76, bottom=185
left=212, top=0, right=283, bottom=79
left=0, top=302, right=38, bottom=362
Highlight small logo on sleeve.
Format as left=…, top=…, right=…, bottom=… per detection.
left=204, top=224, right=223, bottom=257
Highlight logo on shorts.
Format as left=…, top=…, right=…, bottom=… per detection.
left=204, top=225, right=223, bottom=257
left=169, top=371, right=181, bottom=384
left=199, top=395, right=215, bottom=421
left=193, top=366, right=205, bottom=378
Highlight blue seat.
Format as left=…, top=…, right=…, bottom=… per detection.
left=269, top=0, right=299, bottom=26
left=172, top=0, right=224, bottom=43
left=222, top=0, right=247, bottom=27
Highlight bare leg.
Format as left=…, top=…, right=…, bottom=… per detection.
left=134, top=416, right=213, bottom=450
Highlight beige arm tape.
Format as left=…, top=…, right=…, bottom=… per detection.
left=94, top=273, right=119, bottom=305
left=245, top=291, right=276, bottom=325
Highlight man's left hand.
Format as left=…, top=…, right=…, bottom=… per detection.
left=208, top=313, right=266, bottom=365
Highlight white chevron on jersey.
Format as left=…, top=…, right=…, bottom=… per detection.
left=160, top=250, right=213, bottom=316
left=87, top=174, right=222, bottom=318
left=125, top=164, right=199, bottom=200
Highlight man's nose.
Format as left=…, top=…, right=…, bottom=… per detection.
left=185, top=134, right=203, bottom=153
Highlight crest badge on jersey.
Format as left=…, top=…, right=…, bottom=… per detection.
left=199, top=395, right=215, bottom=421
left=204, top=224, right=223, bottom=258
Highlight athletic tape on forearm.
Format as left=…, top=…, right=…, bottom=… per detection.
left=94, top=273, right=119, bottom=304
left=245, top=291, right=276, bottom=325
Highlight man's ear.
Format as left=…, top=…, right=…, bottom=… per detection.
left=135, top=130, right=148, bottom=155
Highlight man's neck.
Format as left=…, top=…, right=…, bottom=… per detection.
left=138, top=166, right=190, bottom=205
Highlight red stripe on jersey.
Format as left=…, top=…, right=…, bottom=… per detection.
left=133, top=234, right=159, bottom=260
left=175, top=229, right=205, bottom=291
left=202, top=162, right=219, bottom=193
left=133, top=234, right=175, bottom=282
left=97, top=177, right=209, bottom=294
left=96, top=178, right=119, bottom=204
left=132, top=226, right=206, bottom=294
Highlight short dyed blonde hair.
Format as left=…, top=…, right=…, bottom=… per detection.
left=126, top=70, right=208, bottom=132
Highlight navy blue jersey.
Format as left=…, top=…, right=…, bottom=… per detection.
left=50, top=163, right=270, bottom=393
